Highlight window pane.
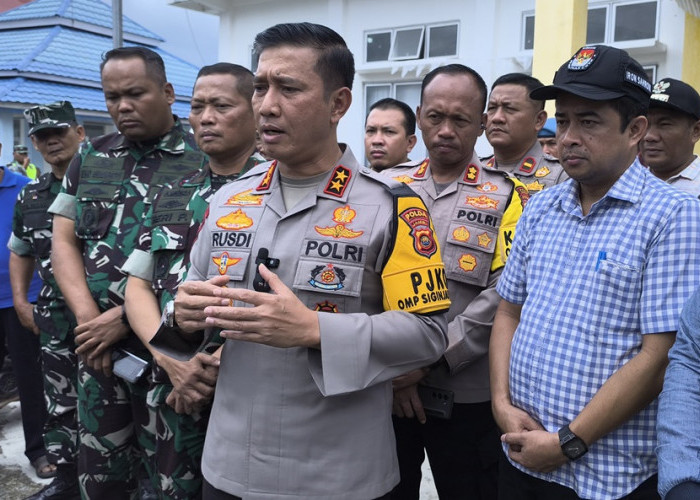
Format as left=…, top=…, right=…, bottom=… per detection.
left=643, top=65, right=656, bottom=83
left=365, top=85, right=391, bottom=117
left=614, top=2, right=657, bottom=41
left=586, top=7, right=607, bottom=44
left=367, top=32, right=391, bottom=62
left=428, top=24, right=458, bottom=58
left=395, top=83, right=426, bottom=161
left=391, top=27, right=424, bottom=60
left=523, top=15, right=534, bottom=50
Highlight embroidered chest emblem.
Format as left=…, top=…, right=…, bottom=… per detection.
left=477, top=232, right=492, bottom=248
left=225, top=188, right=263, bottom=206
left=458, top=254, right=478, bottom=272
left=478, top=182, right=497, bottom=193
left=465, top=195, right=499, bottom=210
left=452, top=226, right=470, bottom=242
left=534, top=166, right=551, bottom=178
left=399, top=207, right=438, bottom=258
left=215, top=209, right=253, bottom=230
left=212, top=252, right=242, bottom=275
left=314, top=300, right=338, bottom=313
left=315, top=205, right=364, bottom=239
left=309, top=264, right=346, bottom=291
left=324, top=165, right=351, bottom=197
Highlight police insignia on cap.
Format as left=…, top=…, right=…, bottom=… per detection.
left=212, top=252, right=242, bottom=274
left=651, top=80, right=671, bottom=103
left=399, top=207, right=438, bottom=258
left=568, top=47, right=597, bottom=71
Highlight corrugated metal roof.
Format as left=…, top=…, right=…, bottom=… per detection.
left=0, top=25, right=197, bottom=97
left=0, top=77, right=191, bottom=118
left=0, top=0, right=163, bottom=41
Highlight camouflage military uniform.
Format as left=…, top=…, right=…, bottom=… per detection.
left=122, top=154, right=264, bottom=499
left=48, top=120, right=205, bottom=499
left=9, top=171, right=80, bottom=468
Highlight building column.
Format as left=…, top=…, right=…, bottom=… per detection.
left=681, top=11, right=700, bottom=154
left=531, top=0, right=588, bottom=114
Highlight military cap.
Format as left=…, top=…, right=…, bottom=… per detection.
left=649, top=78, right=700, bottom=120
left=24, top=100, right=77, bottom=136
left=13, top=144, right=28, bottom=153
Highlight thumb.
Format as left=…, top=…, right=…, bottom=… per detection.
left=502, top=432, right=524, bottom=446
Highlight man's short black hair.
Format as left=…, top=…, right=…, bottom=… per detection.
left=196, top=63, right=255, bottom=102
left=100, top=46, right=168, bottom=85
left=367, top=98, right=416, bottom=136
left=421, top=64, right=487, bottom=112
left=610, top=95, right=648, bottom=132
left=253, top=22, right=354, bottom=97
left=491, top=73, right=546, bottom=110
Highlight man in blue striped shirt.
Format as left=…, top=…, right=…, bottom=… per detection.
left=490, top=45, right=700, bottom=500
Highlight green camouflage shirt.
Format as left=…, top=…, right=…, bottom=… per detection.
left=10, top=171, right=77, bottom=338
left=48, top=118, right=206, bottom=314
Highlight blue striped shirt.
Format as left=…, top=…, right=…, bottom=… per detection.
left=497, top=160, right=700, bottom=499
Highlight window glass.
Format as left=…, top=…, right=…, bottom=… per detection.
left=367, top=32, right=391, bottom=62
left=365, top=84, right=391, bottom=117
left=586, top=7, right=607, bottom=44
left=614, top=1, right=657, bottom=41
left=428, top=24, right=458, bottom=57
left=391, top=27, right=424, bottom=60
left=523, top=14, right=535, bottom=50
left=643, top=64, right=657, bottom=83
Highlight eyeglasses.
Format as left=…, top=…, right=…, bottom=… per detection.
left=33, top=127, right=70, bottom=142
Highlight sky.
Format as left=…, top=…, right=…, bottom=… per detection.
left=113, top=0, right=220, bottom=67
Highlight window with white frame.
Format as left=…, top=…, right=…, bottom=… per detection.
left=643, top=64, right=657, bottom=84
left=522, top=1, right=658, bottom=50
left=365, top=22, right=458, bottom=63
left=364, top=82, right=427, bottom=162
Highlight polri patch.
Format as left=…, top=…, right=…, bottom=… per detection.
left=308, top=263, right=346, bottom=291
left=399, top=207, right=438, bottom=258
left=314, top=205, right=364, bottom=239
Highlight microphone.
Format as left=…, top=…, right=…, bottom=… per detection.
left=253, top=247, right=280, bottom=292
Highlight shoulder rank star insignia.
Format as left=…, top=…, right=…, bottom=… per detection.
left=477, top=182, right=497, bottom=193
left=477, top=232, right=492, bottom=248
left=399, top=207, right=438, bottom=258
left=534, top=166, right=551, bottom=178
left=314, top=205, right=364, bottom=239
left=452, top=226, right=470, bottom=242
left=465, top=195, right=499, bottom=210
left=463, top=163, right=479, bottom=184
left=212, top=251, right=241, bottom=275
left=392, top=175, right=414, bottom=184
left=225, top=188, right=263, bottom=206
left=458, top=253, right=478, bottom=272
left=216, top=209, right=254, bottom=230
left=323, top=165, right=351, bottom=197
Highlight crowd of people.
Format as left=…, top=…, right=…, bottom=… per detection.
left=2, top=20, right=700, bottom=500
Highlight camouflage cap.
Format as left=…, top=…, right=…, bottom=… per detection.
left=24, top=100, right=77, bottom=136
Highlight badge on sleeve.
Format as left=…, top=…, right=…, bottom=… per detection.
left=381, top=188, right=450, bottom=314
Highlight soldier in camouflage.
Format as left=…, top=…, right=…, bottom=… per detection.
left=484, top=73, right=567, bottom=193
left=9, top=100, right=85, bottom=500
left=48, top=47, right=205, bottom=499
left=122, top=63, right=264, bottom=499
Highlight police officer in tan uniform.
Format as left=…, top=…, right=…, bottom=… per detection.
left=171, top=23, right=450, bottom=500
left=383, top=64, right=529, bottom=499
left=485, top=73, right=566, bottom=193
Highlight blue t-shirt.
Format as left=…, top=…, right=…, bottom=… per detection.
left=1, top=167, right=41, bottom=308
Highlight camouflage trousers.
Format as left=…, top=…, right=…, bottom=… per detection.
left=77, top=359, right=156, bottom=500
left=146, top=375, right=211, bottom=500
left=39, top=331, right=79, bottom=466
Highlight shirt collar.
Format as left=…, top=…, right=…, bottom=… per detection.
left=110, top=116, right=187, bottom=154
left=668, top=156, right=700, bottom=183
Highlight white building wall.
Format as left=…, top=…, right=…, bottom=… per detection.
left=211, top=0, right=687, bottom=161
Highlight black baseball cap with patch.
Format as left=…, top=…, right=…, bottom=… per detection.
left=24, top=100, right=77, bottom=136
left=649, top=78, right=700, bottom=120
left=530, top=45, right=652, bottom=106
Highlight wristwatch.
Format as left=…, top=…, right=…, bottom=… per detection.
left=163, top=301, right=177, bottom=328
left=558, top=424, right=588, bottom=460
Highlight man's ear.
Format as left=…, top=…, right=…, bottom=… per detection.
left=691, top=118, right=700, bottom=145
left=163, top=82, right=175, bottom=105
left=534, top=109, right=547, bottom=131
left=627, top=115, right=648, bottom=145
left=329, top=87, right=352, bottom=125
left=406, top=134, right=417, bottom=153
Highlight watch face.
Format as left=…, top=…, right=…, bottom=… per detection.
left=564, top=439, right=586, bottom=459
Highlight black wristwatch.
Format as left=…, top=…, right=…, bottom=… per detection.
left=558, top=424, right=588, bottom=460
